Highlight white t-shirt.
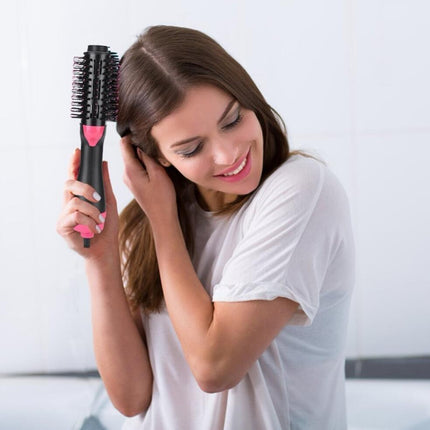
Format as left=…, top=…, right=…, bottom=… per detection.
left=123, top=154, right=355, bottom=430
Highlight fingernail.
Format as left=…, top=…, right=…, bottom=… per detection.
left=99, top=214, right=106, bottom=223
left=93, top=192, right=101, bottom=201
left=96, top=225, right=102, bottom=234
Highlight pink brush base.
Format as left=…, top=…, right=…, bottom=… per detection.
left=83, top=125, right=105, bottom=147
left=73, top=211, right=106, bottom=239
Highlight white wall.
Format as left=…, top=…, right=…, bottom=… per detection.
left=1, top=0, right=429, bottom=374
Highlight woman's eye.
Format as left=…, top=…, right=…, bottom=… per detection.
left=178, top=142, right=203, bottom=158
left=223, top=111, right=243, bottom=130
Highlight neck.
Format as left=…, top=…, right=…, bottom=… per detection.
left=195, top=186, right=237, bottom=212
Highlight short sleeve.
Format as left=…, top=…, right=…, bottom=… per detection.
left=212, top=157, right=340, bottom=326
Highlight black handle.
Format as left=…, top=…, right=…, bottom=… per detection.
left=76, top=123, right=106, bottom=247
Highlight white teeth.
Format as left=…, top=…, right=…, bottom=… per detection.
left=223, top=157, right=247, bottom=176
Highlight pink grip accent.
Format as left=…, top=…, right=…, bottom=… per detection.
left=73, top=224, right=94, bottom=239
left=74, top=211, right=107, bottom=239
left=83, top=125, right=105, bottom=147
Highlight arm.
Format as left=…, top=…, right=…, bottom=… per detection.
left=152, top=217, right=298, bottom=392
left=57, top=149, right=153, bottom=415
left=121, top=140, right=298, bottom=393
left=86, top=253, right=153, bottom=416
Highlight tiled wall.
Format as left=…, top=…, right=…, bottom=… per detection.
left=0, top=0, right=429, bottom=373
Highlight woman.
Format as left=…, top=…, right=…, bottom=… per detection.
left=57, top=25, right=355, bottom=429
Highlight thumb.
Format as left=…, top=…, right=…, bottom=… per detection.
left=68, top=148, right=81, bottom=180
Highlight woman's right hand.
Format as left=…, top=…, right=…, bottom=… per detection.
left=56, top=148, right=120, bottom=261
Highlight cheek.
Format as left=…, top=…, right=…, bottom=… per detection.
left=242, top=113, right=263, bottom=143
left=172, top=159, right=209, bottom=183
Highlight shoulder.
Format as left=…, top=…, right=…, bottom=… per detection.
left=271, top=153, right=324, bottom=184
left=254, top=154, right=326, bottom=208
left=244, top=153, right=350, bottom=228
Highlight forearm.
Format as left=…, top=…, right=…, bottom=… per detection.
left=151, top=215, right=297, bottom=393
left=152, top=219, right=214, bottom=351
left=85, top=251, right=152, bottom=416
left=151, top=216, right=240, bottom=391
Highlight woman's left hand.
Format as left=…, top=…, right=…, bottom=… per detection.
left=120, top=136, right=177, bottom=224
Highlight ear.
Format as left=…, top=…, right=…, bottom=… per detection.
left=158, top=157, right=171, bottom=168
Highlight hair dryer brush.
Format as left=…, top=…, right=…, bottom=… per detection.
left=71, top=45, right=119, bottom=248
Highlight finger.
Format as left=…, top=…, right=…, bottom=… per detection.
left=64, top=196, right=105, bottom=226
left=63, top=179, right=102, bottom=205
left=71, top=211, right=102, bottom=236
left=57, top=209, right=101, bottom=238
left=120, top=138, right=144, bottom=169
left=63, top=149, right=86, bottom=206
left=120, top=138, right=150, bottom=187
left=68, top=148, right=81, bottom=180
left=120, top=136, right=135, bottom=157
left=136, top=147, right=148, bottom=166
left=136, top=148, right=164, bottom=177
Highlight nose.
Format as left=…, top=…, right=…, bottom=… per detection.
left=211, top=136, right=238, bottom=166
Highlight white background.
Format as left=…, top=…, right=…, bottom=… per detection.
left=0, top=0, right=429, bottom=374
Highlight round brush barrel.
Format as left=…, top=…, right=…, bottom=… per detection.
left=71, top=45, right=119, bottom=248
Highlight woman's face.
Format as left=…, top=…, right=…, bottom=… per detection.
left=151, top=85, right=264, bottom=211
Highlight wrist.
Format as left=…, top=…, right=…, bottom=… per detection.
left=85, top=246, right=121, bottom=277
left=150, top=213, right=183, bottom=244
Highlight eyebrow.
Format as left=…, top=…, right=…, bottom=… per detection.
left=170, top=98, right=237, bottom=148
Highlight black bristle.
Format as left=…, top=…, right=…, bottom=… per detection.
left=71, top=47, right=119, bottom=125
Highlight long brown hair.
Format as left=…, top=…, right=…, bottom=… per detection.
left=117, top=25, right=293, bottom=313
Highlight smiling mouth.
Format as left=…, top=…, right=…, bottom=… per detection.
left=214, top=150, right=252, bottom=183
left=215, top=151, right=249, bottom=177
left=222, top=156, right=247, bottom=176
